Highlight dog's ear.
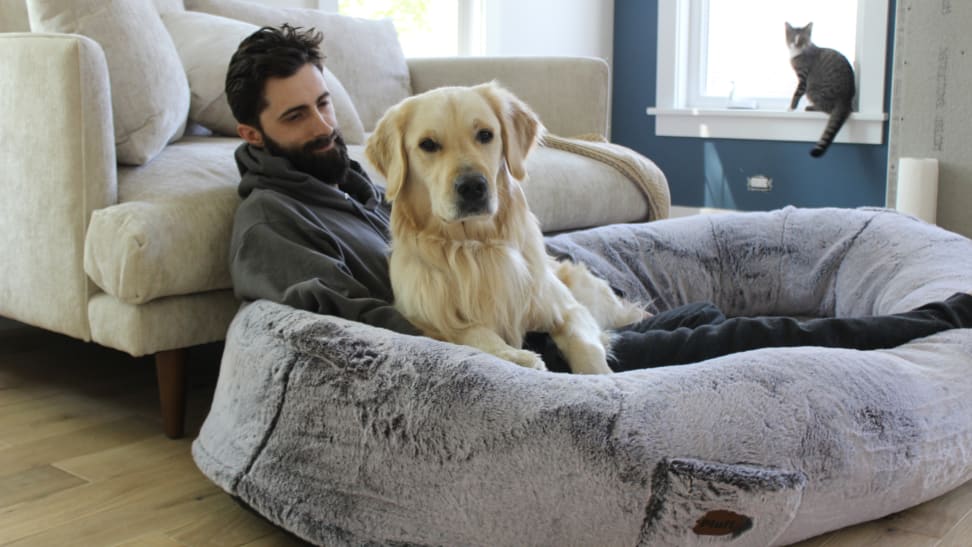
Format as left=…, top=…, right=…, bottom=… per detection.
left=366, top=103, right=409, bottom=201
left=478, top=82, right=544, bottom=181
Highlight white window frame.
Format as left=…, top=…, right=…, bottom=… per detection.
left=458, top=0, right=484, bottom=56
left=647, top=0, right=889, bottom=144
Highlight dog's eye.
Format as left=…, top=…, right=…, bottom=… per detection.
left=419, top=138, right=441, bottom=153
left=476, top=129, right=494, bottom=144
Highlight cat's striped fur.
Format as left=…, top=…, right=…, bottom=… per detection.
left=786, top=22, right=856, bottom=158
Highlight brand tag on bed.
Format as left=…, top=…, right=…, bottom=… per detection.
left=693, top=509, right=753, bottom=536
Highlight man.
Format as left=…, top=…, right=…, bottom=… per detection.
left=225, top=25, right=972, bottom=372
left=226, top=24, right=417, bottom=335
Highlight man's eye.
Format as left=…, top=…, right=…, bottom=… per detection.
left=318, top=101, right=330, bottom=110
left=419, top=138, right=441, bottom=152
left=286, top=112, right=303, bottom=122
left=476, top=129, right=494, bottom=144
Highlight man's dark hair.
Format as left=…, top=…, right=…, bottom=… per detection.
left=225, top=24, right=325, bottom=128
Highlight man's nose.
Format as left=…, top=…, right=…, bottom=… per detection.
left=311, top=111, right=335, bottom=134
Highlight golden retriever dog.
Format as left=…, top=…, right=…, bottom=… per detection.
left=366, top=82, right=643, bottom=373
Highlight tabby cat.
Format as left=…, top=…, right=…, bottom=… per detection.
left=785, top=22, right=856, bottom=157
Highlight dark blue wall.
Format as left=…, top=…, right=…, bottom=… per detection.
left=611, top=0, right=895, bottom=210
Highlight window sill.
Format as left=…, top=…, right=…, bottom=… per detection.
left=646, top=107, right=888, bottom=145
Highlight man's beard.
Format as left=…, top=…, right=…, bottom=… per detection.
left=263, top=130, right=351, bottom=185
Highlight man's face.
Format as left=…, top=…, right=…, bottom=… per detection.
left=239, top=63, right=350, bottom=183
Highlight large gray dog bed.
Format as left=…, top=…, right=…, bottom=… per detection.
left=193, top=207, right=972, bottom=546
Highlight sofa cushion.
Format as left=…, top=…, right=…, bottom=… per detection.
left=161, top=10, right=366, bottom=144
left=84, top=137, right=241, bottom=304
left=186, top=0, right=411, bottom=131
left=88, top=290, right=240, bottom=357
left=26, top=0, right=189, bottom=165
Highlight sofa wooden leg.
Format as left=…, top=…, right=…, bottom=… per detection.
left=155, top=348, right=188, bottom=439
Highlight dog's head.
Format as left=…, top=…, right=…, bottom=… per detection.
left=366, top=82, right=543, bottom=225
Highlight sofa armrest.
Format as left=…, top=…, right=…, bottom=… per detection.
left=0, top=33, right=117, bottom=340
left=407, top=57, right=610, bottom=138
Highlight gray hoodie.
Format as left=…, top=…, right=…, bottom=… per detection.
left=228, top=143, right=420, bottom=335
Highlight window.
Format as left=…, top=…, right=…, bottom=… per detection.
left=648, top=0, right=889, bottom=144
left=338, top=0, right=482, bottom=57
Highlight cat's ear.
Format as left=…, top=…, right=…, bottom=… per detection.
left=785, top=22, right=792, bottom=31
left=806, top=22, right=813, bottom=33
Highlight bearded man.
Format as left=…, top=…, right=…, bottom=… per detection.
left=226, top=24, right=418, bottom=333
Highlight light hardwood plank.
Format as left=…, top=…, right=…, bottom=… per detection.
left=812, top=517, right=940, bottom=547
left=881, top=479, right=972, bottom=539
left=2, top=485, right=224, bottom=547
left=0, top=464, right=87, bottom=509
left=0, top=416, right=157, bottom=477
left=0, top=389, right=60, bottom=412
left=0, top=456, right=212, bottom=544
left=937, top=507, right=972, bottom=547
left=54, top=435, right=194, bottom=482
left=167, top=490, right=288, bottom=546
left=240, top=531, right=312, bottom=547
left=791, top=530, right=837, bottom=546
left=111, top=531, right=188, bottom=547
left=0, top=391, right=132, bottom=446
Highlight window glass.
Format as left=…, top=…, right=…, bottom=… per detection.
left=339, top=0, right=459, bottom=57
left=695, top=0, right=858, bottom=106
left=649, top=0, right=888, bottom=142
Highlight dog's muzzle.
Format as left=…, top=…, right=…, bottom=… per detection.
left=455, top=173, right=490, bottom=217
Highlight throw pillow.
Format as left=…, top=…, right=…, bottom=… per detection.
left=26, top=0, right=190, bottom=165
left=162, top=10, right=366, bottom=144
left=186, top=0, right=411, bottom=131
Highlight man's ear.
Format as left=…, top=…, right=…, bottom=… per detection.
left=477, top=81, right=543, bottom=181
left=237, top=123, right=264, bottom=147
left=365, top=103, right=409, bottom=201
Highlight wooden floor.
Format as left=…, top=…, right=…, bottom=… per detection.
left=1, top=327, right=971, bottom=547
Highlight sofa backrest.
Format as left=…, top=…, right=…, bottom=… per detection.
left=0, top=1, right=28, bottom=31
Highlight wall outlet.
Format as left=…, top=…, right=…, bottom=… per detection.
left=747, top=175, right=773, bottom=192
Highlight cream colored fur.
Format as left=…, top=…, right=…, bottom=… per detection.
left=366, top=83, right=643, bottom=373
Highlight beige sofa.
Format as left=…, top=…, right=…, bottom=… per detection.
left=0, top=0, right=669, bottom=437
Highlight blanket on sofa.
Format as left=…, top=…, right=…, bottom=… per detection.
left=543, top=134, right=671, bottom=223
left=193, top=207, right=972, bottom=546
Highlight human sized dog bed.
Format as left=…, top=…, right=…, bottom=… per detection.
left=193, top=207, right=972, bottom=546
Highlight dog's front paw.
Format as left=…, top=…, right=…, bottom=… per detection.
left=500, top=348, right=547, bottom=371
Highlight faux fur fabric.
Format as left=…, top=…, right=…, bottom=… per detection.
left=193, top=207, right=972, bottom=546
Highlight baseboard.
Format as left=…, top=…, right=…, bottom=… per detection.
left=669, top=205, right=738, bottom=218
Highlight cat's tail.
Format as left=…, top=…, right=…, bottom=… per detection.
left=811, top=104, right=851, bottom=158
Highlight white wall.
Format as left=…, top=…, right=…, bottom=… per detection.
left=482, top=0, right=614, bottom=64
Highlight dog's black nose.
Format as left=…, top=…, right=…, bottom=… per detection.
left=455, top=174, right=488, bottom=202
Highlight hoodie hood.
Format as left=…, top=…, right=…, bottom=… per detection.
left=235, top=143, right=382, bottom=211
